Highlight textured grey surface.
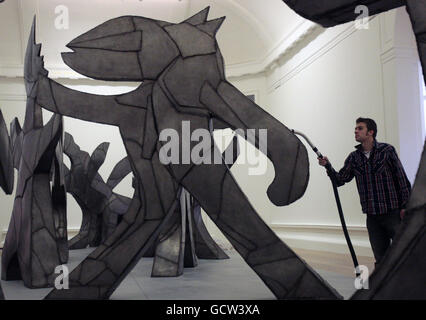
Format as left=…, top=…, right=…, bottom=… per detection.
left=63, top=132, right=134, bottom=247
left=151, top=188, right=194, bottom=277
left=63, top=132, right=109, bottom=249
left=351, top=141, right=426, bottom=299
left=25, top=9, right=342, bottom=299
left=282, top=0, right=425, bottom=85
left=1, top=19, right=68, bottom=288
left=0, top=108, right=14, bottom=195
left=0, top=108, right=12, bottom=300
left=282, top=0, right=405, bottom=27
left=148, top=136, right=238, bottom=275
left=9, top=118, right=23, bottom=170
left=406, top=0, right=426, bottom=86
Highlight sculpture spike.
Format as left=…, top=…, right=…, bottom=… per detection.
left=197, top=17, right=226, bottom=37
left=183, top=7, right=210, bottom=25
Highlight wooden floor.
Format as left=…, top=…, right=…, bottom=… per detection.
left=293, top=248, right=375, bottom=277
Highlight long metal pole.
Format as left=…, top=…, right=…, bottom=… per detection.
left=291, top=129, right=360, bottom=275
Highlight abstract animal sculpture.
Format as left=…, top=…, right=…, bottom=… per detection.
left=282, top=0, right=426, bottom=84
left=1, top=21, right=68, bottom=288
left=282, top=0, right=426, bottom=298
left=26, top=8, right=342, bottom=299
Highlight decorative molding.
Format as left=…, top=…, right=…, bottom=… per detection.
left=0, top=93, right=26, bottom=101
left=270, top=223, right=373, bottom=257
left=227, top=21, right=322, bottom=80
left=2, top=224, right=372, bottom=257
left=267, top=20, right=362, bottom=93
left=380, top=46, right=420, bottom=65
left=0, top=64, right=25, bottom=78
left=0, top=63, right=91, bottom=79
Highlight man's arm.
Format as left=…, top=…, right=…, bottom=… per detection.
left=388, top=146, right=411, bottom=208
left=318, top=154, right=354, bottom=186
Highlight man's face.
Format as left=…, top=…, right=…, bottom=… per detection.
left=355, top=122, right=373, bottom=142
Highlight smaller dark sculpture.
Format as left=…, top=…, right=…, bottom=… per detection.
left=1, top=19, right=68, bottom=288
left=9, top=118, right=23, bottom=171
left=97, top=156, right=133, bottom=242
left=63, top=132, right=110, bottom=249
left=0, top=108, right=14, bottom=195
left=63, top=132, right=134, bottom=248
left=0, top=108, right=13, bottom=300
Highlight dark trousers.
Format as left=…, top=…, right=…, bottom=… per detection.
left=366, top=211, right=401, bottom=266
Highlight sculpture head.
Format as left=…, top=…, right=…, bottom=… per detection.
left=62, top=7, right=225, bottom=81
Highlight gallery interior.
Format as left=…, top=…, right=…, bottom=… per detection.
left=0, top=0, right=424, bottom=300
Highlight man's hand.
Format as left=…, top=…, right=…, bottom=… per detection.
left=400, top=209, right=406, bottom=220
left=318, top=156, right=329, bottom=167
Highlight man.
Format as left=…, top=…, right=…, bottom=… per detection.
left=318, top=117, right=411, bottom=267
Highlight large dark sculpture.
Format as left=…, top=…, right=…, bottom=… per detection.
left=27, top=9, right=342, bottom=299
left=282, top=0, right=426, bottom=84
left=1, top=20, right=68, bottom=288
left=0, top=108, right=14, bottom=195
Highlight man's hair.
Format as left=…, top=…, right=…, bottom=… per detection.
left=356, top=117, right=377, bottom=138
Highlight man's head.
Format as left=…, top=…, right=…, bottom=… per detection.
left=355, top=117, right=377, bottom=143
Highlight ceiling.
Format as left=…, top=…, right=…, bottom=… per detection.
left=0, top=0, right=307, bottom=78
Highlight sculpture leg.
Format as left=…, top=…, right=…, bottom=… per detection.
left=68, top=209, right=91, bottom=249
left=151, top=187, right=197, bottom=277
left=192, top=199, right=229, bottom=259
left=151, top=189, right=186, bottom=277
left=177, top=151, right=342, bottom=299
left=183, top=190, right=198, bottom=268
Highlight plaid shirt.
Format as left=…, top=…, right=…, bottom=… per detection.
left=330, top=141, right=411, bottom=215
